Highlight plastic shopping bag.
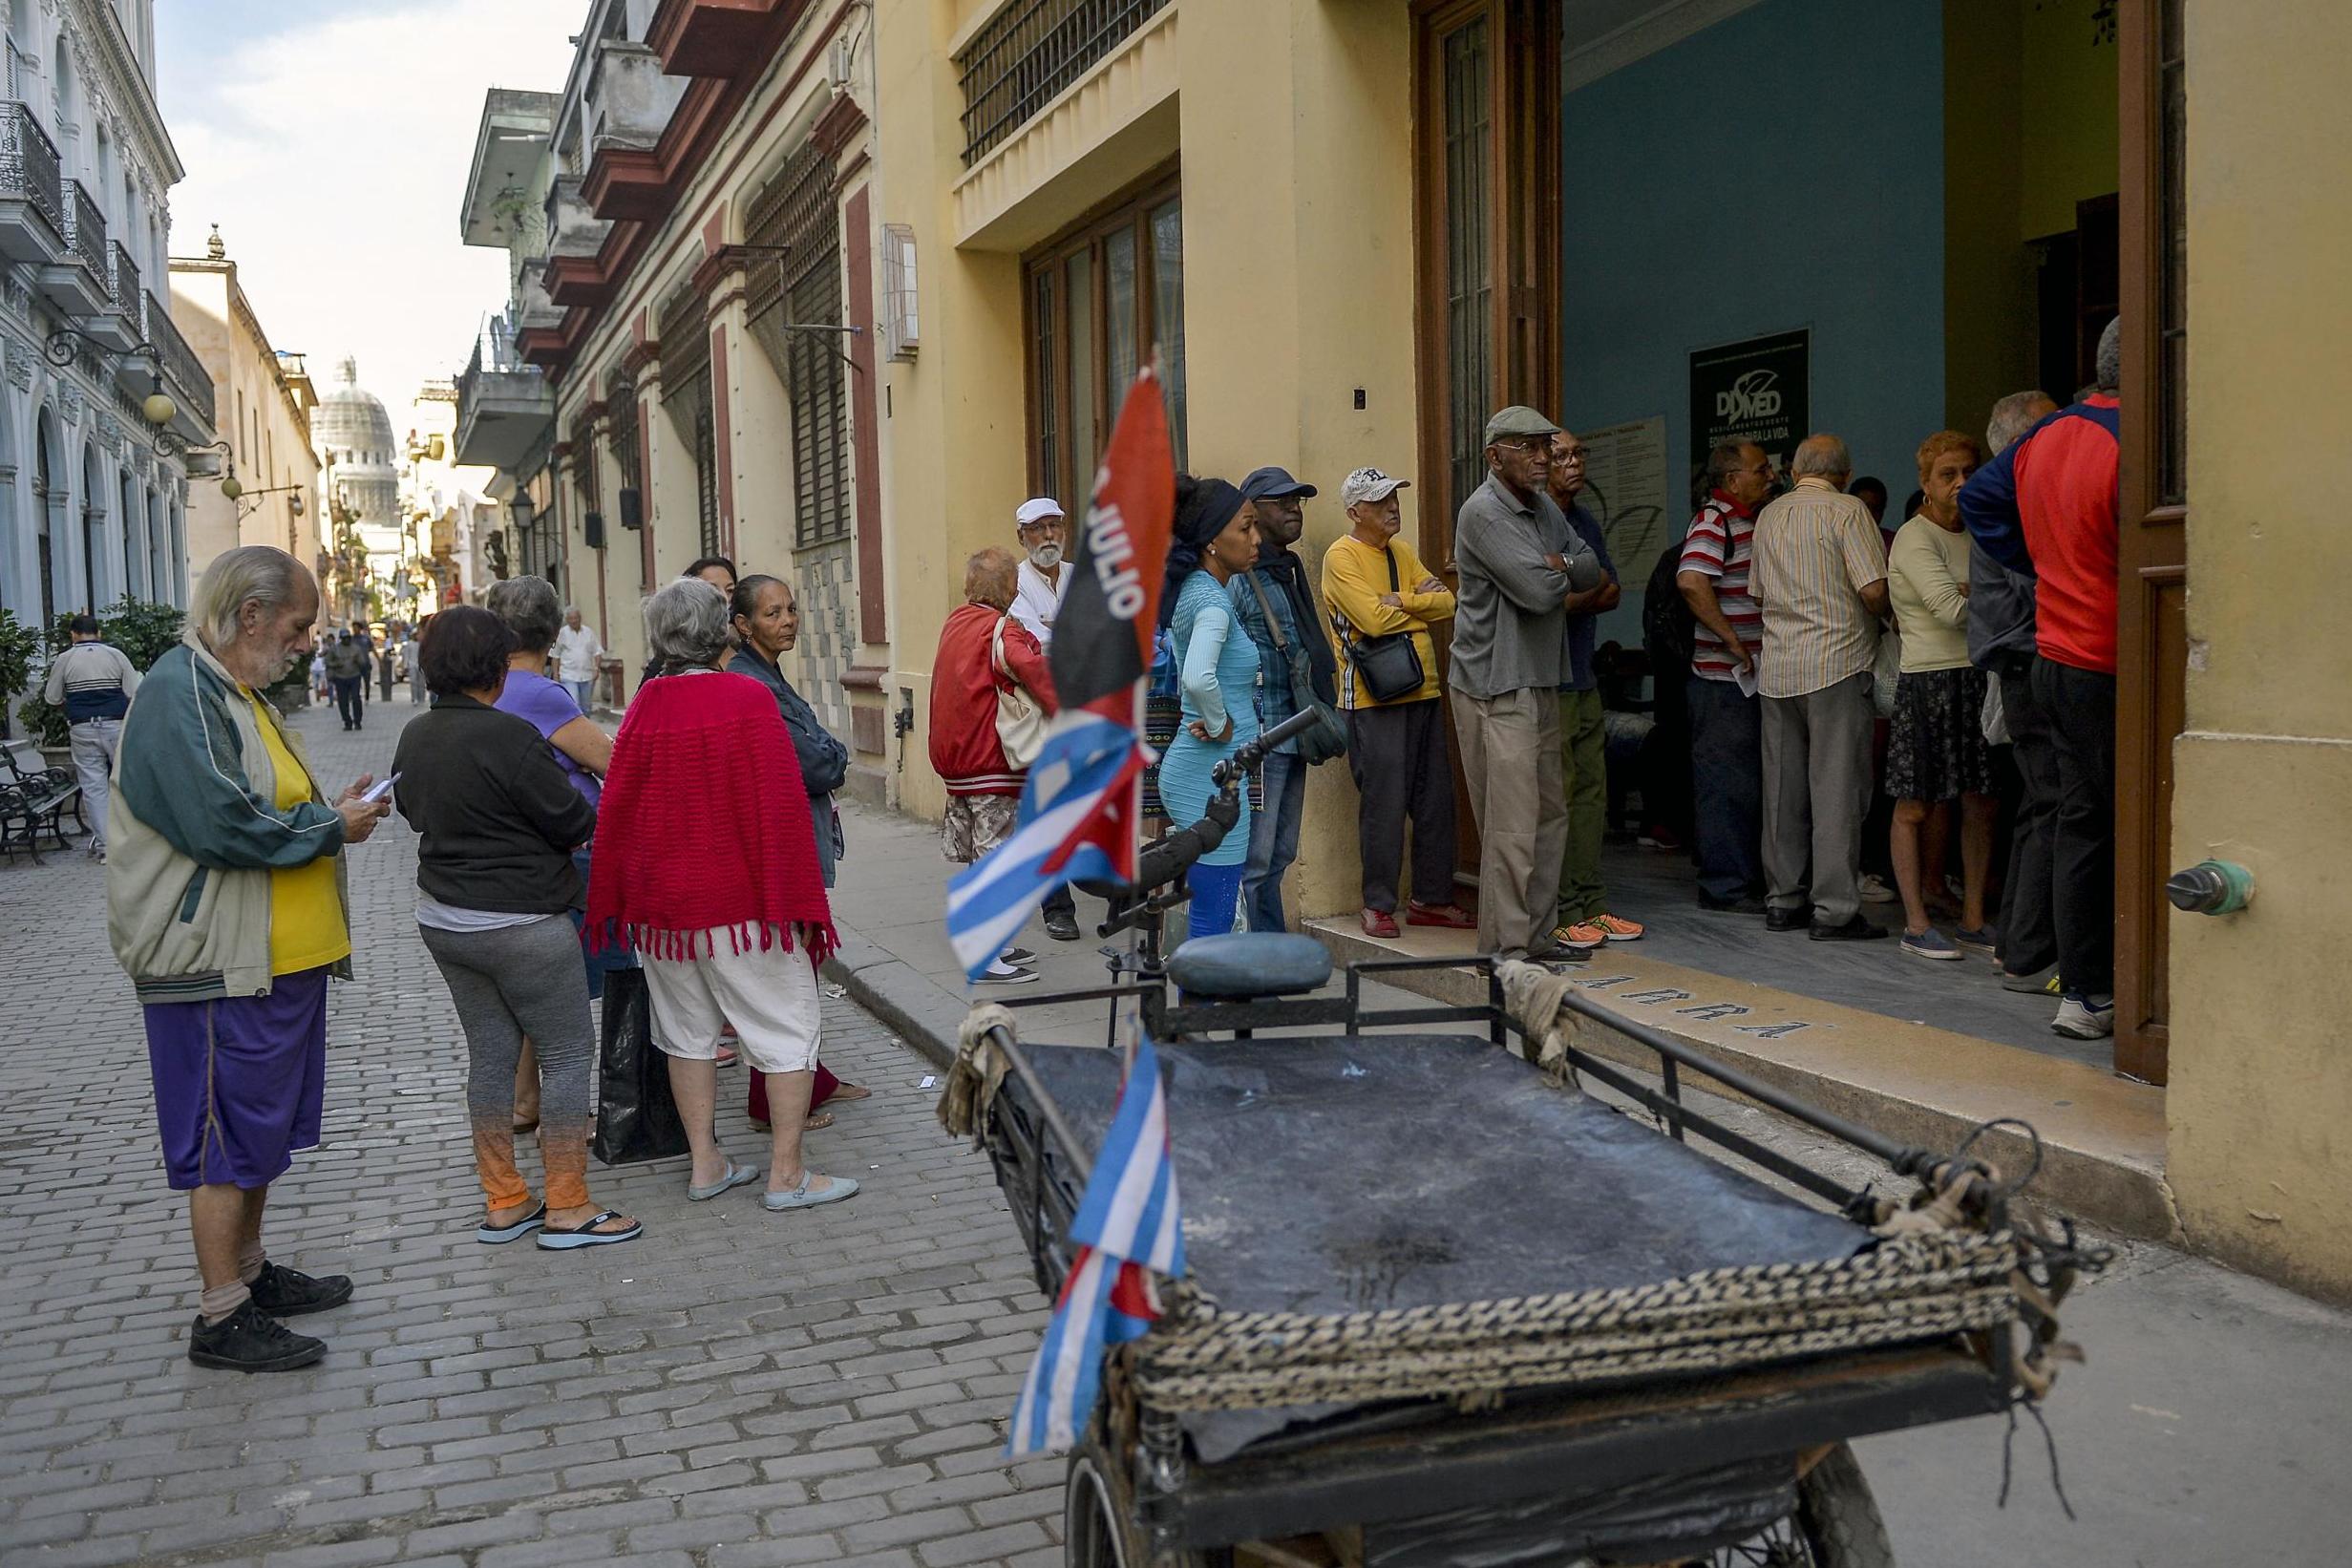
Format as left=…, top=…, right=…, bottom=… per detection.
left=591, top=965, right=689, bottom=1165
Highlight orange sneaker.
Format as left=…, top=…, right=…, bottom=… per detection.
left=1553, top=922, right=1608, bottom=949
left=1587, top=912, right=1644, bottom=943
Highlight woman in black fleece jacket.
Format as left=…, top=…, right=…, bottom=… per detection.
left=392, top=607, right=640, bottom=1252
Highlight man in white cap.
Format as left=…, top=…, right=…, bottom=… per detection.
left=1010, top=496, right=1081, bottom=943
left=1324, top=467, right=1472, bottom=938
left=1011, top=498, right=1069, bottom=650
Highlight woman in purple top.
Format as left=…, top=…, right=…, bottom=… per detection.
left=486, top=577, right=620, bottom=1131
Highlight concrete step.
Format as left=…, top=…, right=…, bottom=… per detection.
left=1305, top=918, right=2178, bottom=1242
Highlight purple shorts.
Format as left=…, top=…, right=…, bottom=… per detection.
left=144, top=967, right=331, bottom=1191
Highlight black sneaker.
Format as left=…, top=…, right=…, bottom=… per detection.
left=248, top=1261, right=354, bottom=1318
left=1699, top=893, right=1769, bottom=915
left=188, top=1301, right=326, bottom=1373
left=1044, top=908, right=1082, bottom=942
left=1809, top=914, right=1890, bottom=942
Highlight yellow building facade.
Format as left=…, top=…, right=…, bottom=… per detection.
left=167, top=235, right=322, bottom=586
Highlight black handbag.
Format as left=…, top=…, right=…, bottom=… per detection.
left=1240, top=568, right=1348, bottom=765
left=591, top=965, right=690, bottom=1165
left=1337, top=546, right=1429, bottom=705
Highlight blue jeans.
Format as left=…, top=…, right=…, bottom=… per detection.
left=1687, top=674, right=1763, bottom=903
left=1240, top=749, right=1307, bottom=932
left=1188, top=863, right=1246, bottom=943
left=563, top=678, right=594, bottom=714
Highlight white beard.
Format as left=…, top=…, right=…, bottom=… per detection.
left=1028, top=544, right=1063, bottom=571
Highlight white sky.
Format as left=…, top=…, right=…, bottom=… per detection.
left=157, top=0, right=583, bottom=428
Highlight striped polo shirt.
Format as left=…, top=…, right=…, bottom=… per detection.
left=1748, top=477, right=1889, bottom=699
left=1676, top=493, right=1763, bottom=682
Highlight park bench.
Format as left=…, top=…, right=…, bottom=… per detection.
left=0, top=738, right=85, bottom=862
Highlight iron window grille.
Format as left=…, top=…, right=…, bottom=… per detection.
left=956, top=0, right=1172, bottom=168
left=746, top=144, right=852, bottom=552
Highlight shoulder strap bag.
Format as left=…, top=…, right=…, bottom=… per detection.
left=1334, top=545, right=1429, bottom=706
left=1241, top=568, right=1349, bottom=766
left=989, top=616, right=1049, bottom=769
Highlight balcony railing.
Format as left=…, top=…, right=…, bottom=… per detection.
left=62, top=178, right=105, bottom=279
left=144, top=288, right=216, bottom=429
left=543, top=174, right=609, bottom=259
left=0, top=99, right=63, bottom=238
left=956, top=0, right=1171, bottom=166
left=111, top=241, right=138, bottom=317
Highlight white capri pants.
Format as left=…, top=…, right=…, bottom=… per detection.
left=642, top=929, right=823, bottom=1074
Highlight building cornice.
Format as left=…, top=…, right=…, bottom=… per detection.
left=72, top=0, right=184, bottom=186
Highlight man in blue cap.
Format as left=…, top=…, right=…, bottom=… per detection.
left=1230, top=464, right=1343, bottom=932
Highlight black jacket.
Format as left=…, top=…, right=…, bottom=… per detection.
left=391, top=695, right=597, bottom=913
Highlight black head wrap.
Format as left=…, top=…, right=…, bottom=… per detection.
left=1157, top=477, right=1246, bottom=628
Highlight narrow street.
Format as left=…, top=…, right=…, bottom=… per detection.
left=1, top=696, right=2348, bottom=1567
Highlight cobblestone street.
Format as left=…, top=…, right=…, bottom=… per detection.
left=7, top=691, right=2352, bottom=1568
left=0, top=695, right=1063, bottom=1568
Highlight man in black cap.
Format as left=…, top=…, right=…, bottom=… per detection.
left=1230, top=465, right=1343, bottom=932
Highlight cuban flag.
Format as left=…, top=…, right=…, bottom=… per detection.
left=945, top=368, right=1176, bottom=979
left=1007, top=1033, right=1186, bottom=1455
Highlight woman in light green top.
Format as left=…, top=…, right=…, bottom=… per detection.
left=1884, top=432, right=1998, bottom=963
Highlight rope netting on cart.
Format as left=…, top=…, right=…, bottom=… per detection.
left=1130, top=1226, right=2022, bottom=1412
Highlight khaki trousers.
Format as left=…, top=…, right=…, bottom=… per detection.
left=1451, top=687, right=1566, bottom=957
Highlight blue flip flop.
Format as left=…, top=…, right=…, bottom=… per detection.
left=688, top=1159, right=761, bottom=1201
left=535, top=1211, right=643, bottom=1251
left=477, top=1203, right=546, bottom=1245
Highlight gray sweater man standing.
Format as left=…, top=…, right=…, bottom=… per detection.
left=1448, top=406, right=1602, bottom=961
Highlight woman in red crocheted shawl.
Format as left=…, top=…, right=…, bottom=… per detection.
left=586, top=580, right=857, bottom=1212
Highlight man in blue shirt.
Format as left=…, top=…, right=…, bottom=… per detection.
left=1547, top=431, right=1643, bottom=947
left=1231, top=465, right=1341, bottom=932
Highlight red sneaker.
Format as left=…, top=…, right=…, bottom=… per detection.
left=1360, top=908, right=1401, bottom=939
left=1406, top=901, right=1476, bottom=929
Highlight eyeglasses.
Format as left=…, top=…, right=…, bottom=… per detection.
left=1557, top=448, right=1589, bottom=462
left=1493, top=436, right=1550, bottom=454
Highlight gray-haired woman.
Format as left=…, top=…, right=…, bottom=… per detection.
left=584, top=580, right=855, bottom=1213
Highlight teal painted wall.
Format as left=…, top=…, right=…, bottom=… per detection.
left=1561, top=0, right=1948, bottom=643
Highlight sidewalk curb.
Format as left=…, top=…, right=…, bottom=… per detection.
left=824, top=922, right=962, bottom=1071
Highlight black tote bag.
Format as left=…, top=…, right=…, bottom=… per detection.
left=591, top=965, right=689, bottom=1165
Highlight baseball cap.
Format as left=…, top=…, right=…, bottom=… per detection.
left=1240, top=465, right=1318, bottom=501
left=1014, top=497, right=1065, bottom=528
left=1339, top=467, right=1411, bottom=507
left=1482, top=405, right=1562, bottom=445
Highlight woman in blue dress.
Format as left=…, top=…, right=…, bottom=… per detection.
left=1155, top=476, right=1263, bottom=940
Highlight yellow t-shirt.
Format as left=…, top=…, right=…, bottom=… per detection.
left=1321, top=534, right=1456, bottom=708
left=246, top=693, right=351, bottom=976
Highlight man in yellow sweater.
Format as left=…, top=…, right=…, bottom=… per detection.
left=1322, top=467, right=1474, bottom=938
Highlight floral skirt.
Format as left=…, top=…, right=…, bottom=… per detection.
left=1886, top=665, right=1996, bottom=801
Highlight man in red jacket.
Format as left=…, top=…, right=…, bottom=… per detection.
left=1960, top=318, right=2122, bottom=1041
left=930, top=547, right=1059, bottom=984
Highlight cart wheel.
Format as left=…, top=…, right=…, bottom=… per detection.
left=1705, top=1444, right=1896, bottom=1568
left=1066, top=1444, right=1134, bottom=1568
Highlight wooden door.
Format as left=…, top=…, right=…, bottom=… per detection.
left=2113, top=0, right=2187, bottom=1085
left=1411, top=0, right=1560, bottom=883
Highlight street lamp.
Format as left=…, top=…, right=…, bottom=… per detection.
left=44, top=322, right=206, bottom=456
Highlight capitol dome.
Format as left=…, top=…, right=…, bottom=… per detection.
left=314, top=356, right=400, bottom=528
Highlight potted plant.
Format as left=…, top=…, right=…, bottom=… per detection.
left=0, top=607, right=39, bottom=744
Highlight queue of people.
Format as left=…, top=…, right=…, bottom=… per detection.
left=106, top=543, right=871, bottom=1374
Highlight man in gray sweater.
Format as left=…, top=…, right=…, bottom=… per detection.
left=1449, top=406, right=1603, bottom=961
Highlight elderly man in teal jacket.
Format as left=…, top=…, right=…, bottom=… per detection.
left=107, top=545, right=390, bottom=1373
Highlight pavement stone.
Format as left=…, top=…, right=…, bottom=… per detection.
left=0, top=698, right=1058, bottom=1565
